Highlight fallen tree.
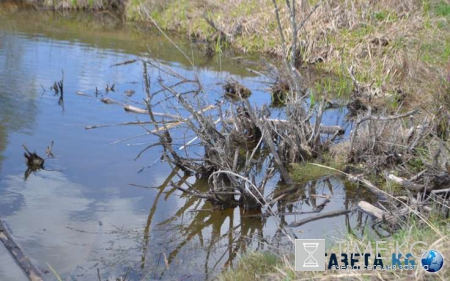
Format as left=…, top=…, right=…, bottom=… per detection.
left=0, top=218, right=44, bottom=281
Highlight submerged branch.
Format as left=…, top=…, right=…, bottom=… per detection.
left=85, top=121, right=154, bottom=130
left=0, top=219, right=44, bottom=281
left=288, top=209, right=353, bottom=228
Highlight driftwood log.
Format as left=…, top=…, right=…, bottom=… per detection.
left=388, top=173, right=450, bottom=192
left=347, top=174, right=388, bottom=201
left=358, top=200, right=411, bottom=229
left=0, top=219, right=44, bottom=281
left=357, top=201, right=384, bottom=219
left=124, top=104, right=149, bottom=114
left=387, top=174, right=425, bottom=192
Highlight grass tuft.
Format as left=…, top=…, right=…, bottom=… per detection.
left=219, top=216, right=450, bottom=280
left=435, top=1, right=450, bottom=17
left=218, top=252, right=279, bottom=281
left=290, top=162, right=339, bottom=183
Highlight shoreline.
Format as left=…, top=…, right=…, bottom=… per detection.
left=9, top=0, right=449, bottom=109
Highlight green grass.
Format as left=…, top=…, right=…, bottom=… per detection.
left=313, top=75, right=353, bottom=98
left=419, top=38, right=450, bottom=64
left=371, top=9, right=398, bottom=23
left=289, top=162, right=340, bottom=183
left=218, top=216, right=450, bottom=280
left=218, top=252, right=279, bottom=281
left=435, top=1, right=450, bottom=17
left=47, top=262, right=63, bottom=281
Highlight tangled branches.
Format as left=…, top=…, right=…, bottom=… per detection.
left=136, top=58, right=344, bottom=212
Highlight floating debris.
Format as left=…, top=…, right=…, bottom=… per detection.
left=105, top=84, right=115, bottom=93
left=110, top=59, right=137, bottom=67
left=57, top=79, right=64, bottom=111
left=101, top=98, right=119, bottom=105
left=51, top=81, right=59, bottom=95
left=223, top=78, right=252, bottom=100
left=46, top=140, right=54, bottom=158
left=23, top=144, right=44, bottom=169
left=124, top=104, right=147, bottom=114
left=124, top=90, right=135, bottom=97
left=76, top=91, right=91, bottom=97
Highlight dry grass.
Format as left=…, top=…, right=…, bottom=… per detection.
left=124, top=0, right=450, bottom=110
left=219, top=217, right=450, bottom=281
left=34, top=0, right=450, bottom=110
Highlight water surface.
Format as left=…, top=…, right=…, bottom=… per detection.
left=0, top=10, right=375, bottom=280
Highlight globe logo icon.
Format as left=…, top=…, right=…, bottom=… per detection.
left=421, top=249, right=444, bottom=273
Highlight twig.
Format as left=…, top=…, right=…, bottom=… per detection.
left=106, top=132, right=151, bottom=146
left=110, top=59, right=138, bottom=67
left=408, top=119, right=429, bottom=153
left=310, top=163, right=388, bottom=200
left=432, top=188, right=450, bottom=194
left=271, top=0, right=287, bottom=59
left=46, top=140, right=54, bottom=158
left=243, top=210, right=322, bottom=218
left=179, top=118, right=221, bottom=150
left=172, top=181, right=210, bottom=199
left=163, top=252, right=169, bottom=270
left=129, top=183, right=160, bottom=189
left=286, top=0, right=298, bottom=69
left=143, top=12, right=194, bottom=67
left=203, top=14, right=228, bottom=39
left=134, top=142, right=162, bottom=160
left=85, top=121, right=154, bottom=130
left=288, top=209, right=353, bottom=227
left=297, top=2, right=321, bottom=35
left=350, top=108, right=419, bottom=152
left=123, top=105, right=180, bottom=119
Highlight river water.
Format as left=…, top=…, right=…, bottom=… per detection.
left=0, top=9, right=375, bottom=281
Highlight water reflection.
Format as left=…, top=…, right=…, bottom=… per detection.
left=1, top=153, right=376, bottom=280
left=0, top=31, right=40, bottom=170
left=0, top=9, right=377, bottom=281
left=88, top=166, right=376, bottom=280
